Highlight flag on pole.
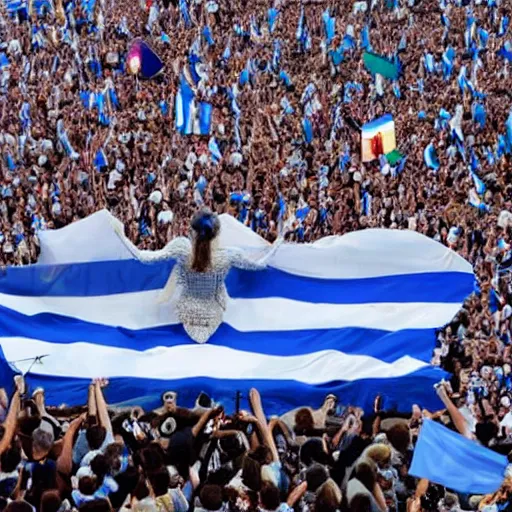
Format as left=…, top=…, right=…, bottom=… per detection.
left=361, top=114, right=396, bottom=162
left=175, top=75, right=213, bottom=136
left=127, top=39, right=164, bottom=79
left=470, top=169, right=486, bottom=195
left=469, top=189, right=490, bottom=212
left=322, top=9, right=336, bottom=45
left=424, top=143, right=440, bottom=170
left=363, top=51, right=400, bottom=80
left=208, top=137, right=222, bottom=163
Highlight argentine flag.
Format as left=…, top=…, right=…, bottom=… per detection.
left=0, top=211, right=474, bottom=414
left=175, top=75, right=212, bottom=136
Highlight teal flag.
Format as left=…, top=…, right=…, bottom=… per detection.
left=363, top=51, right=400, bottom=80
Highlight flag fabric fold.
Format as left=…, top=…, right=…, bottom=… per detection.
left=0, top=210, right=474, bottom=414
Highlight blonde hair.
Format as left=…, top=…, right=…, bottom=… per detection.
left=363, top=443, right=391, bottom=467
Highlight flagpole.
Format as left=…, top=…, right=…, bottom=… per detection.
left=8, top=354, right=49, bottom=375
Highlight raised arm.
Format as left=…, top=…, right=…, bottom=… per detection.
left=112, top=220, right=191, bottom=264
left=249, top=388, right=279, bottom=463
left=95, top=380, right=113, bottom=436
left=57, top=414, right=86, bottom=475
left=0, top=390, right=20, bottom=455
left=0, top=376, right=24, bottom=455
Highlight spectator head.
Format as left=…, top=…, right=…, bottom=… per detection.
left=294, top=408, right=314, bottom=432
left=147, top=467, right=170, bottom=498
left=104, top=443, right=123, bottom=475
left=305, top=463, right=329, bottom=492
left=315, top=479, right=342, bottom=512
left=300, top=438, right=333, bottom=466
left=363, top=443, right=391, bottom=468
left=139, top=443, right=166, bottom=473
left=241, top=455, right=261, bottom=492
left=86, top=426, right=107, bottom=451
left=386, top=423, right=410, bottom=454
left=259, top=482, right=280, bottom=512
left=90, top=454, right=110, bottom=481
left=353, top=459, right=377, bottom=492
left=31, top=428, right=53, bottom=461
left=439, top=492, right=460, bottom=512
left=40, top=490, right=62, bottom=512
left=4, top=501, right=33, bottom=512
left=349, top=493, right=371, bottom=512
left=421, top=484, right=445, bottom=511
left=78, top=476, right=97, bottom=497
left=78, top=500, right=112, bottom=512
left=199, top=484, right=223, bottom=511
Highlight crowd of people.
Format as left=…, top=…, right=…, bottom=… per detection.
left=1, top=0, right=512, bottom=509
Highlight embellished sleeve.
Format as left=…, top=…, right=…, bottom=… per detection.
left=137, top=237, right=191, bottom=264
left=228, top=248, right=267, bottom=271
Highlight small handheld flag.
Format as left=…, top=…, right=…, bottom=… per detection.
left=424, top=143, right=440, bottom=171
left=361, top=114, right=396, bottom=162
left=363, top=51, right=400, bottom=80
left=127, top=39, right=164, bottom=79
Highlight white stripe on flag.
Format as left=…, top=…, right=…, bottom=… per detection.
left=0, top=291, right=464, bottom=332
left=0, top=337, right=428, bottom=383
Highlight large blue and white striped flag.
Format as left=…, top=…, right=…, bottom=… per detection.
left=0, top=211, right=474, bottom=414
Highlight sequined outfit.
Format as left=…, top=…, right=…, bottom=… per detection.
left=130, top=237, right=268, bottom=344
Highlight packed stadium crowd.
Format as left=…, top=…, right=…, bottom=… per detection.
left=1, top=0, right=512, bottom=509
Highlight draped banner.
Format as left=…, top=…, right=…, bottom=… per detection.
left=0, top=210, right=474, bottom=414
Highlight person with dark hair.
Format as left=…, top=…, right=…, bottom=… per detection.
left=85, top=427, right=107, bottom=453
left=112, top=209, right=281, bottom=343
left=4, top=501, right=35, bottom=512
left=259, top=482, right=281, bottom=511
left=347, top=493, right=372, bottom=512
left=40, top=490, right=66, bottom=512
left=198, top=484, right=224, bottom=511
left=0, top=445, right=21, bottom=498
left=241, top=456, right=262, bottom=492
left=72, top=458, right=119, bottom=509
left=77, top=499, right=112, bottom=512
left=258, top=481, right=307, bottom=512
